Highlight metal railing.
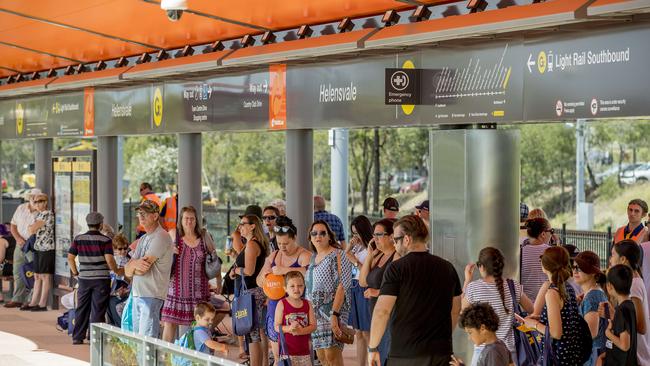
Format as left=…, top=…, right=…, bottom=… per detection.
left=556, top=225, right=612, bottom=269
left=90, top=323, right=242, bottom=366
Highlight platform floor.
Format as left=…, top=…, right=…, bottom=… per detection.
left=0, top=295, right=361, bottom=365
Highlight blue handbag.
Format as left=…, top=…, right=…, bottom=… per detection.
left=231, top=268, right=255, bottom=336
left=20, top=261, right=35, bottom=289
left=508, top=279, right=542, bottom=366
left=537, top=321, right=559, bottom=366
left=277, top=324, right=292, bottom=366
left=121, top=294, right=134, bottom=332
left=21, top=234, right=36, bottom=254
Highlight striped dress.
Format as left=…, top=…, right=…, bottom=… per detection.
left=161, top=237, right=210, bottom=325
left=520, top=243, right=550, bottom=301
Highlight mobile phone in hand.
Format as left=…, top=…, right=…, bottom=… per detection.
left=514, top=313, right=526, bottom=324
left=603, top=302, right=610, bottom=319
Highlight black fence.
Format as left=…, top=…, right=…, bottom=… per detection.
left=555, top=224, right=612, bottom=269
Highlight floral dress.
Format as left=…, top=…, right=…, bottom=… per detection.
left=540, top=284, right=582, bottom=365
left=34, top=210, right=54, bottom=251
left=161, top=237, right=210, bottom=325
left=305, top=249, right=353, bottom=350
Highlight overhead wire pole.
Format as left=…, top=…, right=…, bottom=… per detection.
left=576, top=119, right=588, bottom=229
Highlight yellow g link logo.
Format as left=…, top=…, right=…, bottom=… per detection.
left=537, top=51, right=547, bottom=74
left=16, top=103, right=24, bottom=135
left=153, top=87, right=163, bottom=127
left=401, top=60, right=415, bottom=116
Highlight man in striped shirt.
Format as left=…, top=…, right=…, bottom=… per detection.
left=68, top=212, right=121, bottom=345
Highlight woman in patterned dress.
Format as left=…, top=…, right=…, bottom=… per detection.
left=25, top=193, right=54, bottom=311
left=305, top=220, right=353, bottom=366
left=161, top=206, right=211, bottom=342
left=523, top=246, right=583, bottom=365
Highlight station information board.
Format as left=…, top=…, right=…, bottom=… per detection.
left=1, top=23, right=650, bottom=139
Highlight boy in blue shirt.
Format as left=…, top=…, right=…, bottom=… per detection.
left=192, top=302, right=228, bottom=356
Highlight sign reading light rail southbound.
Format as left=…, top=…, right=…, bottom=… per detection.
left=524, top=24, right=650, bottom=120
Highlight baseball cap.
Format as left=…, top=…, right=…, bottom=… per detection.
left=382, top=197, right=399, bottom=212
left=415, top=200, right=429, bottom=211
left=86, top=212, right=104, bottom=225
left=239, top=204, right=263, bottom=220
left=136, top=199, right=160, bottom=214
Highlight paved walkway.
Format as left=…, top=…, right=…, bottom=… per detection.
left=0, top=302, right=360, bottom=366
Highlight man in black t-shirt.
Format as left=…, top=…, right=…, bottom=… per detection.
left=367, top=215, right=462, bottom=366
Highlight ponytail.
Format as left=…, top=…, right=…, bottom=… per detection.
left=478, top=247, right=509, bottom=314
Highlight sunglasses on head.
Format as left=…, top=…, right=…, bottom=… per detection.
left=274, top=226, right=294, bottom=234
left=310, top=230, right=327, bottom=237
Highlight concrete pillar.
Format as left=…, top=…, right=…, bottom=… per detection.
left=35, top=138, right=53, bottom=199
left=330, top=128, right=349, bottom=237
left=98, top=136, right=118, bottom=229
left=430, top=128, right=520, bottom=363
left=286, top=129, right=313, bottom=244
left=178, top=133, right=202, bottom=219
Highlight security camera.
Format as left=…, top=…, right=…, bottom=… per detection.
left=161, top=0, right=187, bottom=22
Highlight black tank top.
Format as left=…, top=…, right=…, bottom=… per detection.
left=235, top=239, right=265, bottom=289
left=367, top=251, right=396, bottom=313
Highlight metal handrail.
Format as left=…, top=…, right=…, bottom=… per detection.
left=90, top=323, right=242, bottom=366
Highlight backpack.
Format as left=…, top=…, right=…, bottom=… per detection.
left=172, top=325, right=197, bottom=366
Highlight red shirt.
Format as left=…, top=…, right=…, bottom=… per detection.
left=280, top=298, right=311, bottom=356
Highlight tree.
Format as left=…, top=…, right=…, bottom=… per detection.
left=125, top=145, right=178, bottom=199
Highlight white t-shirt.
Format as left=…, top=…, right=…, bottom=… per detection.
left=465, top=279, right=522, bottom=352
left=631, top=277, right=650, bottom=364
left=640, top=242, right=650, bottom=299
left=11, top=202, right=35, bottom=240
left=351, top=245, right=368, bottom=280
left=521, top=243, right=550, bottom=301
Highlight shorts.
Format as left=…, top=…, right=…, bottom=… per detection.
left=34, top=250, right=55, bottom=274
left=349, top=279, right=370, bottom=331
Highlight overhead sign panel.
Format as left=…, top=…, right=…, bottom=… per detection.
left=524, top=24, right=650, bottom=120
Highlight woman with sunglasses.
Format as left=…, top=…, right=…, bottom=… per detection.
left=572, top=251, right=607, bottom=365
left=346, top=215, right=373, bottom=366
left=22, top=193, right=54, bottom=311
left=305, top=220, right=353, bottom=366
left=230, top=214, right=269, bottom=366
left=359, top=218, right=400, bottom=366
left=256, top=216, right=311, bottom=364
left=463, top=247, right=534, bottom=363
left=520, top=217, right=553, bottom=302
left=609, top=239, right=650, bottom=365
left=262, top=206, right=280, bottom=252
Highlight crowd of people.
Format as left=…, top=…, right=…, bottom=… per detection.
left=5, top=184, right=650, bottom=366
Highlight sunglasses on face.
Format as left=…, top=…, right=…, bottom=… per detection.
left=572, top=265, right=582, bottom=272
left=373, top=232, right=388, bottom=238
left=310, top=230, right=327, bottom=237
left=393, top=235, right=405, bottom=243
left=240, top=221, right=252, bottom=226
left=35, top=199, right=47, bottom=203
left=263, top=215, right=277, bottom=221
left=115, top=247, right=128, bottom=251
left=544, top=228, right=555, bottom=234
left=274, top=226, right=294, bottom=234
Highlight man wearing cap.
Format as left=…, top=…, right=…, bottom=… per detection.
left=382, top=197, right=400, bottom=220
left=125, top=199, right=173, bottom=338
left=415, top=200, right=429, bottom=228
left=136, top=182, right=162, bottom=238
left=4, top=188, right=40, bottom=308
left=313, top=195, right=347, bottom=248
left=68, top=212, right=121, bottom=344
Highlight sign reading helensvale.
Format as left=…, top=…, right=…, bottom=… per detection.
left=385, top=68, right=420, bottom=105
left=524, top=24, right=650, bottom=120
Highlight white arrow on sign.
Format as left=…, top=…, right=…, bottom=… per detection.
left=527, top=54, right=536, bottom=73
